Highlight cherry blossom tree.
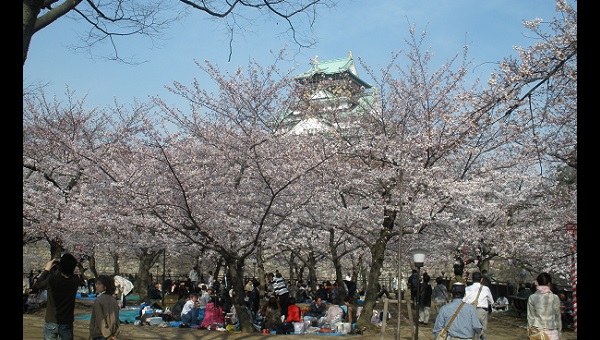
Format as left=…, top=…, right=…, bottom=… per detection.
left=23, top=90, right=181, bottom=298
left=137, top=54, right=341, bottom=331
left=22, top=1, right=575, bottom=334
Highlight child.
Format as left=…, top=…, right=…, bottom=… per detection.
left=181, top=292, right=200, bottom=327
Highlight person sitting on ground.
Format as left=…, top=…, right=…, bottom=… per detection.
left=198, top=286, right=212, bottom=308
left=376, top=283, right=391, bottom=300
left=200, top=296, right=225, bottom=330
left=261, top=294, right=283, bottom=334
left=295, top=280, right=309, bottom=303
left=287, top=280, right=299, bottom=303
left=176, top=281, right=189, bottom=300
left=305, top=286, right=316, bottom=301
left=304, top=297, right=327, bottom=326
left=147, top=282, right=162, bottom=300
left=220, top=289, right=235, bottom=318
left=180, top=292, right=200, bottom=328
left=319, top=298, right=344, bottom=329
left=227, top=303, right=239, bottom=325
left=170, top=295, right=188, bottom=321
left=283, top=297, right=302, bottom=334
left=493, top=292, right=509, bottom=311
left=224, top=289, right=238, bottom=325
left=315, top=282, right=329, bottom=302
left=328, top=281, right=340, bottom=303
left=343, top=297, right=357, bottom=325
left=162, top=278, right=173, bottom=295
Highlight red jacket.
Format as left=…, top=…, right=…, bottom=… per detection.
left=286, top=304, right=301, bottom=323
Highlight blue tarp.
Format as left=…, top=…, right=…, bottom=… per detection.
left=75, top=309, right=140, bottom=324
left=75, top=293, right=97, bottom=301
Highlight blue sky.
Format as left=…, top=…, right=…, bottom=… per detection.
left=23, top=0, right=570, bottom=111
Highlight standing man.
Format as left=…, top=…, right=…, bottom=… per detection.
left=463, top=272, right=494, bottom=340
left=407, top=269, right=419, bottom=306
left=433, top=282, right=482, bottom=339
left=188, top=266, right=199, bottom=291
left=35, top=253, right=80, bottom=340
left=267, top=272, right=290, bottom=319
left=480, top=269, right=493, bottom=315
left=449, top=265, right=466, bottom=299
left=207, top=271, right=215, bottom=288
left=399, top=275, right=408, bottom=300
left=480, top=269, right=492, bottom=287
left=418, top=273, right=433, bottom=325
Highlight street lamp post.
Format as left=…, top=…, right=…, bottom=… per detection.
left=411, top=248, right=427, bottom=340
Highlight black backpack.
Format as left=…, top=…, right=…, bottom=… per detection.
left=409, top=275, right=419, bottom=289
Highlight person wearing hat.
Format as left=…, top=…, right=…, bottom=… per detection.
left=432, top=282, right=482, bottom=340
left=199, top=286, right=213, bottom=308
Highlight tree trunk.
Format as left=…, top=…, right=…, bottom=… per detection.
left=355, top=209, right=396, bottom=329
left=229, top=257, right=257, bottom=333
left=328, top=228, right=347, bottom=302
left=132, top=248, right=163, bottom=302
left=87, top=253, right=98, bottom=278
left=307, top=251, right=318, bottom=292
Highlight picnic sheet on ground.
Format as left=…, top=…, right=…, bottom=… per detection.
left=76, top=293, right=141, bottom=301
left=75, top=293, right=97, bottom=301
left=75, top=309, right=140, bottom=324
left=76, top=308, right=348, bottom=335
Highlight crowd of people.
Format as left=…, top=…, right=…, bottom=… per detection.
left=24, top=255, right=575, bottom=339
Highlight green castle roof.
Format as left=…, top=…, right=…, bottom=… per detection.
left=294, top=52, right=373, bottom=89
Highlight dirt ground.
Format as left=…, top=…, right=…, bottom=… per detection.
left=23, top=299, right=577, bottom=340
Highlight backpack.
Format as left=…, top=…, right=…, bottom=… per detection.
left=409, top=275, right=419, bottom=289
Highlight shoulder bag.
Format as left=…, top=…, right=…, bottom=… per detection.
left=436, top=301, right=466, bottom=340
left=528, top=319, right=549, bottom=340
left=528, top=326, right=549, bottom=340
left=471, top=285, right=483, bottom=306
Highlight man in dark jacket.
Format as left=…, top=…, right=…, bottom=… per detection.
left=35, top=253, right=80, bottom=340
left=304, top=297, right=327, bottom=326
left=407, top=269, right=419, bottom=305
